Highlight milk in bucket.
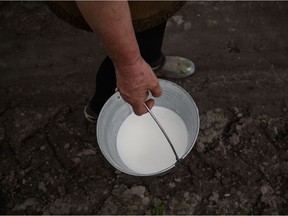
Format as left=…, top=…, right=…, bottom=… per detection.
left=116, top=106, right=188, bottom=174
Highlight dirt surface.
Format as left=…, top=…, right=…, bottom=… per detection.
left=1, top=1, right=288, bottom=214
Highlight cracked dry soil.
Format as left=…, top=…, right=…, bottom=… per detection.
left=1, top=1, right=288, bottom=215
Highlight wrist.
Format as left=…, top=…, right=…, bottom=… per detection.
left=111, top=49, right=142, bottom=70
left=115, top=56, right=148, bottom=83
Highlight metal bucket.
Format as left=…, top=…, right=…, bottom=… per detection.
left=96, top=79, right=199, bottom=176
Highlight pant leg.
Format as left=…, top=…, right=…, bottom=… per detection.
left=136, top=22, right=166, bottom=66
left=89, top=22, right=167, bottom=114
left=89, top=57, right=116, bottom=114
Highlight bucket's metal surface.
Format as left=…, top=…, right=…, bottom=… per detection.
left=96, top=79, right=200, bottom=176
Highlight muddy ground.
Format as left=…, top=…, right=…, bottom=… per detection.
left=1, top=1, right=288, bottom=214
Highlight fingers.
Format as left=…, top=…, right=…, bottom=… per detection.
left=149, top=81, right=162, bottom=98
left=131, top=101, right=147, bottom=116
left=132, top=99, right=154, bottom=116
left=119, top=80, right=161, bottom=116
left=133, top=106, right=147, bottom=116
left=145, top=99, right=155, bottom=110
left=121, top=82, right=161, bottom=116
left=120, top=93, right=147, bottom=116
left=120, top=92, right=154, bottom=116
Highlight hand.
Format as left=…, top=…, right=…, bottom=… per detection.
left=115, top=57, right=162, bottom=115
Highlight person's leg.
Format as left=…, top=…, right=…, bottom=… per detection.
left=136, top=21, right=195, bottom=79
left=136, top=22, right=167, bottom=68
left=87, top=57, right=116, bottom=116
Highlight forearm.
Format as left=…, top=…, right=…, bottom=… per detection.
left=76, top=1, right=162, bottom=115
left=76, top=1, right=141, bottom=68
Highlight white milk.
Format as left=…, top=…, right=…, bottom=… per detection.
left=116, top=106, right=188, bottom=174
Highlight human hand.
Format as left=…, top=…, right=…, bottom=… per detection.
left=115, top=57, right=162, bottom=115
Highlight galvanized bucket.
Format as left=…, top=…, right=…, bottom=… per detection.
left=96, top=79, right=199, bottom=176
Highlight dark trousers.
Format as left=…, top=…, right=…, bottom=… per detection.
left=89, top=22, right=167, bottom=114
